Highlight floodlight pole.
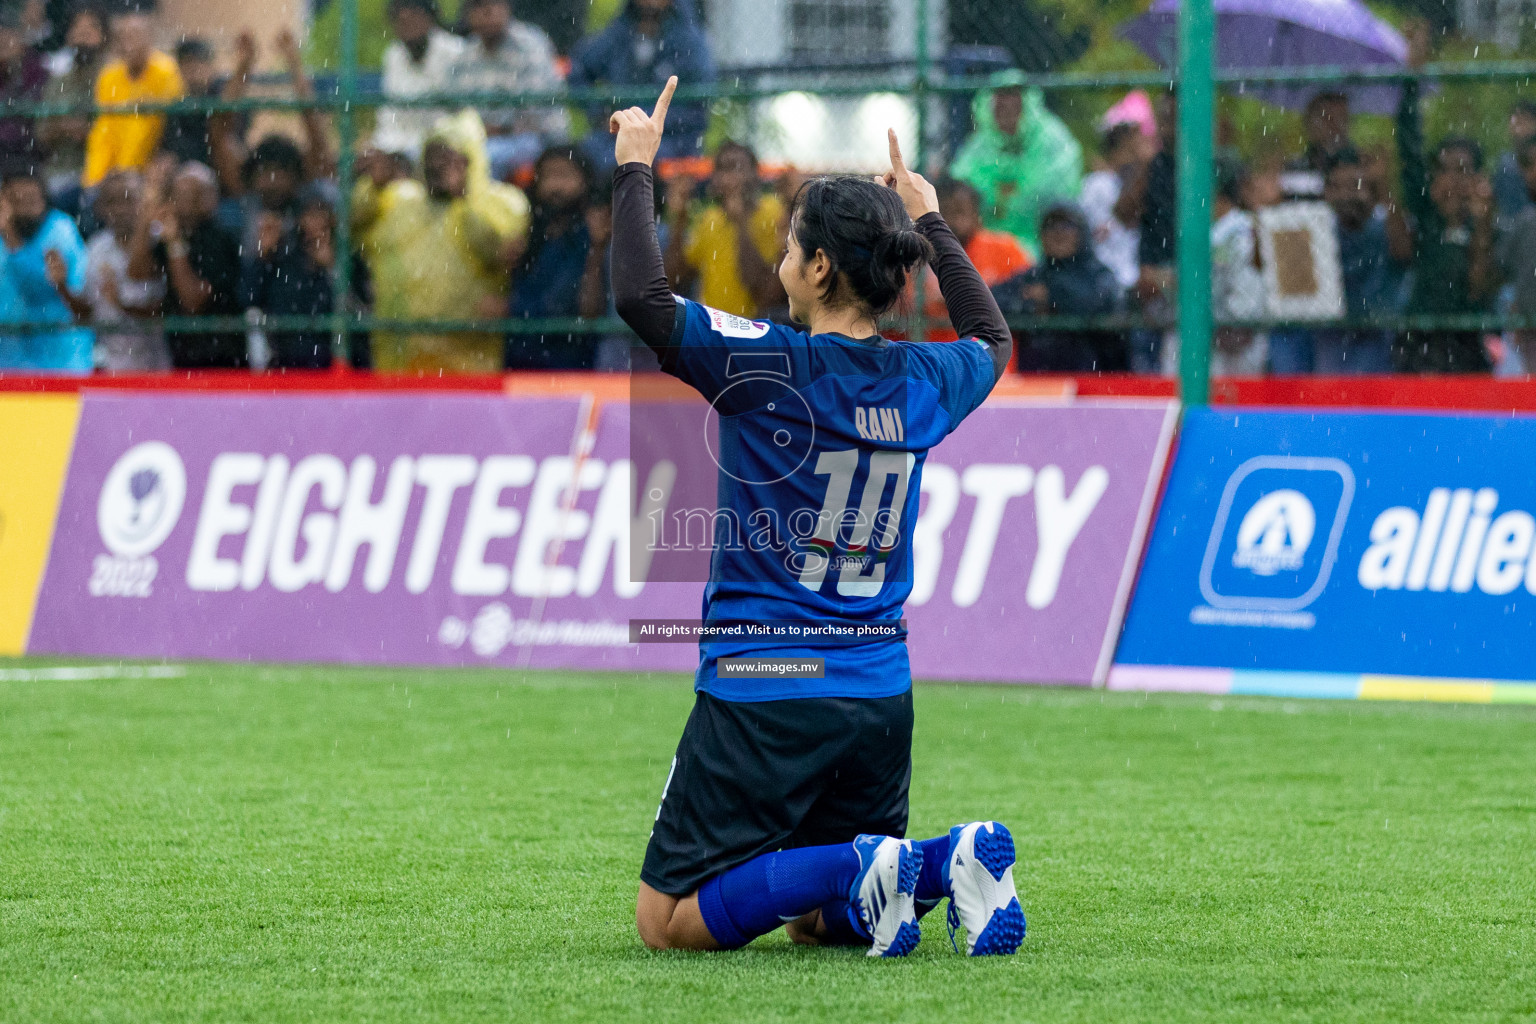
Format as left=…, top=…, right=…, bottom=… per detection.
left=1176, top=0, right=1214, bottom=405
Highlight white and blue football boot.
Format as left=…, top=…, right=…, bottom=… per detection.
left=943, top=821, right=1026, bottom=956
left=849, top=835, right=923, bottom=958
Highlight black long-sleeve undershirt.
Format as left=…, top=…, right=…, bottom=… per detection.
left=610, top=162, right=680, bottom=351
left=610, top=162, right=1013, bottom=380
left=913, top=212, right=1012, bottom=379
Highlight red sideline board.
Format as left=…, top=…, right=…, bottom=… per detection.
left=10, top=370, right=1536, bottom=413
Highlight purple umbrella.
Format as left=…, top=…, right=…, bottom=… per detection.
left=1121, top=0, right=1409, bottom=114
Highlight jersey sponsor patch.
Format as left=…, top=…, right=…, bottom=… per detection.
left=705, top=305, right=772, bottom=339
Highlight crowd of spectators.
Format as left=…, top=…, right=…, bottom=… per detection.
left=951, top=22, right=1536, bottom=378
left=0, top=6, right=1534, bottom=378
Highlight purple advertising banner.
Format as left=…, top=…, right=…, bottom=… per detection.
left=905, top=401, right=1176, bottom=683
left=30, top=392, right=1174, bottom=685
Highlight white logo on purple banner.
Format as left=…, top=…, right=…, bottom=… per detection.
left=438, top=602, right=630, bottom=658
left=90, top=442, right=187, bottom=598
left=98, top=441, right=186, bottom=557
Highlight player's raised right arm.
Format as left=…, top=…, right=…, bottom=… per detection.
left=611, top=77, right=682, bottom=354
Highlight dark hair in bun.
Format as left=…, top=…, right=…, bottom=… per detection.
left=788, top=175, right=934, bottom=317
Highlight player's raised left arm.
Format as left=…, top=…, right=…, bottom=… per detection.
left=610, top=77, right=681, bottom=353
left=884, top=130, right=1012, bottom=381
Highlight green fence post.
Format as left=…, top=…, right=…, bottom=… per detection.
left=1176, top=0, right=1213, bottom=405
left=331, top=0, right=359, bottom=368
left=912, top=0, right=930, bottom=343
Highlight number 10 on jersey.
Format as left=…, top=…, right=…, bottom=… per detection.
left=797, top=448, right=916, bottom=597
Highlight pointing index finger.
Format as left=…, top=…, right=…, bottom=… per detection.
left=652, top=76, right=678, bottom=125
left=887, top=129, right=906, bottom=174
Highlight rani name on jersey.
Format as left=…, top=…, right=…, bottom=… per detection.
left=855, top=406, right=906, bottom=442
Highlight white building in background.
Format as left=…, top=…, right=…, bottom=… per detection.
left=708, top=0, right=942, bottom=67
left=1458, top=0, right=1536, bottom=52
left=705, top=0, right=947, bottom=171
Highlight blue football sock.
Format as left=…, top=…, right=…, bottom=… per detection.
left=913, top=834, right=953, bottom=904
left=814, top=898, right=870, bottom=946
left=696, top=843, right=863, bottom=949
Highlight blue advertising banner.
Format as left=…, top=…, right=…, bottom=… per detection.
left=1114, top=408, right=1536, bottom=697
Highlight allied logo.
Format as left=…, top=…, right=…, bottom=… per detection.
left=1231, top=489, right=1314, bottom=576
left=98, top=441, right=187, bottom=557
left=1194, top=456, right=1354, bottom=627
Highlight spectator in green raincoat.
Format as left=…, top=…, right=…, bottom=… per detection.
left=950, top=73, right=1083, bottom=259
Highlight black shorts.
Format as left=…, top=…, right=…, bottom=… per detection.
left=640, top=689, right=914, bottom=897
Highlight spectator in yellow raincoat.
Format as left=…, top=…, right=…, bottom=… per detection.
left=353, top=109, right=530, bottom=373
left=81, top=12, right=184, bottom=187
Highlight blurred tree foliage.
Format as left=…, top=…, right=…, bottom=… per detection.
left=307, top=0, right=459, bottom=73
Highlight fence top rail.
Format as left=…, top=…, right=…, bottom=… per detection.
left=4, top=60, right=1532, bottom=120
left=3, top=313, right=1533, bottom=336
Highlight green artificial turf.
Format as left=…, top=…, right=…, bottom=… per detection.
left=2, top=659, right=1535, bottom=1023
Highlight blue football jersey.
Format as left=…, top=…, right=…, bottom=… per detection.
left=663, top=298, right=997, bottom=700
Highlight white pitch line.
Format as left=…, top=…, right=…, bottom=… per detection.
left=0, top=665, right=188, bottom=682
